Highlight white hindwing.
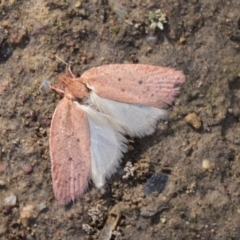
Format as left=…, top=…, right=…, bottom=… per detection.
left=76, top=103, right=128, bottom=188
left=90, top=92, right=168, bottom=137
left=75, top=92, right=168, bottom=188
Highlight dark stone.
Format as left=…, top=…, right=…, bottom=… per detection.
left=143, top=173, right=168, bottom=195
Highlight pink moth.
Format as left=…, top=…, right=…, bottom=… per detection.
left=49, top=64, right=185, bottom=204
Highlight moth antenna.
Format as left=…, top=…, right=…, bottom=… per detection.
left=55, top=55, right=76, bottom=78
left=55, top=55, right=68, bottom=66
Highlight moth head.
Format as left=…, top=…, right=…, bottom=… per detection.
left=59, top=74, right=90, bottom=100
left=59, top=74, right=72, bottom=88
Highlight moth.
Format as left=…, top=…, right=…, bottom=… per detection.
left=49, top=64, right=185, bottom=204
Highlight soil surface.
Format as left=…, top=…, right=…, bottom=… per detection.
left=0, top=0, right=240, bottom=239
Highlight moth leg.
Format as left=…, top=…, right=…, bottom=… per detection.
left=50, top=85, right=65, bottom=95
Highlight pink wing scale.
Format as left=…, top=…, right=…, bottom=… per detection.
left=81, top=64, right=185, bottom=108
left=50, top=98, right=91, bottom=204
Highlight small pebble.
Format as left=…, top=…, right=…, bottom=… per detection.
left=143, top=173, right=168, bottom=195
left=41, top=79, right=51, bottom=91
left=146, top=35, right=158, bottom=45
left=37, top=202, right=47, bottom=212
left=81, top=56, right=87, bottom=64
left=1, top=20, right=9, bottom=27
left=185, top=113, right=201, bottom=129
left=129, top=54, right=138, bottom=63
left=75, top=1, right=82, bottom=8
left=0, top=163, right=8, bottom=173
left=0, top=81, right=9, bottom=92
left=20, top=205, right=38, bottom=227
left=146, top=47, right=153, bottom=53
left=0, top=180, right=6, bottom=187
left=67, top=213, right=74, bottom=220
left=131, top=204, right=138, bottom=209
left=85, top=196, right=91, bottom=203
left=23, top=166, right=33, bottom=175
left=161, top=217, right=167, bottom=224
left=179, top=36, right=186, bottom=44
left=0, top=46, right=13, bottom=62
left=4, top=194, right=17, bottom=207
left=202, top=159, right=211, bottom=170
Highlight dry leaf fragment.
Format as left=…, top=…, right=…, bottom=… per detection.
left=98, top=203, right=123, bottom=240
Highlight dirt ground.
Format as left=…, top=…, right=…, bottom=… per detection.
left=0, top=0, right=240, bottom=239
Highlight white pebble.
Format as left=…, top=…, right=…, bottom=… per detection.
left=4, top=194, right=17, bottom=206
left=202, top=159, right=211, bottom=170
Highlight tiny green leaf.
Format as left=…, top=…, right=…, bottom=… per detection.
left=149, top=11, right=155, bottom=21
left=150, top=22, right=158, bottom=30
left=157, top=21, right=164, bottom=30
